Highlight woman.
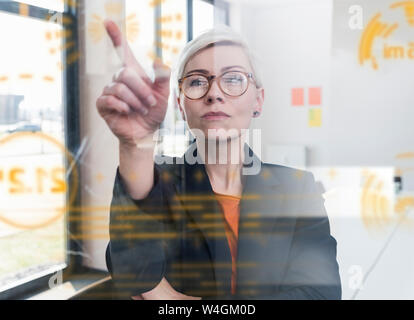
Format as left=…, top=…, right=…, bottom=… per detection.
left=98, top=20, right=341, bottom=300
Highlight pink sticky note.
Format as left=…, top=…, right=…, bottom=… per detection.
left=291, top=88, right=304, bottom=106
left=309, top=87, right=322, bottom=106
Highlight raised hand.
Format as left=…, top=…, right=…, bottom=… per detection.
left=96, top=19, right=171, bottom=147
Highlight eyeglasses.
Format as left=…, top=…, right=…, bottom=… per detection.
left=178, top=71, right=255, bottom=100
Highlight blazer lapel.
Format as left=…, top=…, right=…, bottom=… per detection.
left=181, top=144, right=231, bottom=295
left=236, top=145, right=296, bottom=294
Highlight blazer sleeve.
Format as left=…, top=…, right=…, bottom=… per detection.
left=226, top=171, right=342, bottom=300
left=272, top=171, right=342, bottom=299
left=106, top=164, right=176, bottom=297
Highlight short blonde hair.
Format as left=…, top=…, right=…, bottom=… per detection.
left=171, top=25, right=263, bottom=97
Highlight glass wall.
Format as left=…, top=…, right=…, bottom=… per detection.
left=0, top=5, right=67, bottom=293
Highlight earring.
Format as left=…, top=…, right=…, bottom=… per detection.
left=253, top=111, right=260, bottom=117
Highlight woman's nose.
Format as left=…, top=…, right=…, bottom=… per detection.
left=204, top=80, right=224, bottom=104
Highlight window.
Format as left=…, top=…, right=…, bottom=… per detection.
left=0, top=1, right=79, bottom=298
left=13, top=0, right=65, bottom=12
left=193, top=0, right=229, bottom=38
left=193, top=0, right=215, bottom=38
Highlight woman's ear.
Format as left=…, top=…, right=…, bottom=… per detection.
left=253, top=88, right=264, bottom=117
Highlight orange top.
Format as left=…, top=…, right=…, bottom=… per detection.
left=214, top=192, right=241, bottom=295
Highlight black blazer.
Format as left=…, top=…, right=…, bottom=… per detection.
left=106, top=143, right=341, bottom=300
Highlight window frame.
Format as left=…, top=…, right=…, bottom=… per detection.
left=0, top=0, right=81, bottom=300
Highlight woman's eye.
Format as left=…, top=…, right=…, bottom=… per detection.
left=224, top=76, right=243, bottom=84
left=189, top=79, right=207, bottom=87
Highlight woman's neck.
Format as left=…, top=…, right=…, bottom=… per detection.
left=196, top=135, right=246, bottom=197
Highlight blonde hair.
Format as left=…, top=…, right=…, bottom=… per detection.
left=171, top=25, right=263, bottom=97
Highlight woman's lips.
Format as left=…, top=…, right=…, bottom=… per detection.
left=201, top=112, right=230, bottom=121
left=202, top=115, right=230, bottom=120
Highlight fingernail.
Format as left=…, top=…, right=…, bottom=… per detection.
left=146, top=95, right=157, bottom=107
left=141, top=108, right=149, bottom=116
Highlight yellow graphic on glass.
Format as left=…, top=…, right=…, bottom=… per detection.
left=149, top=0, right=167, bottom=8
left=88, top=13, right=140, bottom=44
left=105, top=2, right=123, bottom=15
left=359, top=1, right=414, bottom=70
left=88, top=14, right=106, bottom=44
left=150, top=12, right=185, bottom=67
left=359, top=14, right=398, bottom=70
left=0, top=132, right=78, bottom=230
left=44, top=13, right=79, bottom=70
left=360, top=172, right=391, bottom=229
left=19, top=3, right=29, bottom=16
left=390, top=1, right=414, bottom=26
left=396, top=152, right=414, bottom=159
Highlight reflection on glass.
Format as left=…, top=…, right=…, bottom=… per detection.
left=0, top=11, right=65, bottom=292
left=160, top=0, right=187, bottom=68
left=126, top=0, right=155, bottom=80
left=158, top=0, right=188, bottom=157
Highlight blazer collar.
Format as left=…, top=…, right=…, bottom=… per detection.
left=181, top=142, right=281, bottom=204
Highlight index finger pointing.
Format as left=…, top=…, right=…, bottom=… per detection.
left=104, top=19, right=123, bottom=47
left=104, top=19, right=152, bottom=84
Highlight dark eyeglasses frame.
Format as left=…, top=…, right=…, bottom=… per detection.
left=178, top=71, right=256, bottom=100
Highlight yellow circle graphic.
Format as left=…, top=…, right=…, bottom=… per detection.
left=0, top=132, right=78, bottom=229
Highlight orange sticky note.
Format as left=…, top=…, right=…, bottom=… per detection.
left=309, top=87, right=322, bottom=106
left=309, top=109, right=322, bottom=127
left=292, top=88, right=304, bottom=106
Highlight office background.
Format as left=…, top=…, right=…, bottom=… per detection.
left=0, top=0, right=413, bottom=299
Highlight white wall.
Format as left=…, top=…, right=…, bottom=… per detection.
left=230, top=0, right=334, bottom=166
left=330, top=0, right=414, bottom=167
